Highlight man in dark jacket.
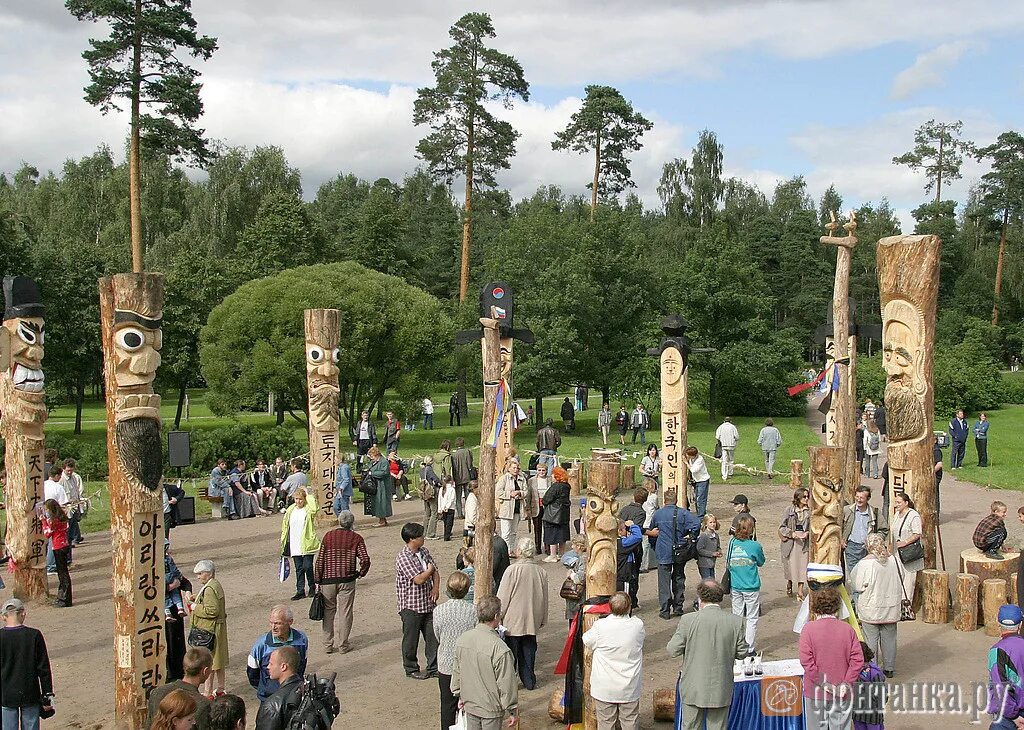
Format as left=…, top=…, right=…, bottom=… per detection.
left=950, top=409, right=969, bottom=469
left=451, top=437, right=475, bottom=519
left=0, top=598, right=54, bottom=728
left=560, top=397, right=576, bottom=433
left=255, top=646, right=304, bottom=730
left=147, top=647, right=213, bottom=729
left=449, top=392, right=461, bottom=426
left=536, top=418, right=562, bottom=473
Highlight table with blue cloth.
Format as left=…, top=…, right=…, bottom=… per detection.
left=675, top=659, right=806, bottom=730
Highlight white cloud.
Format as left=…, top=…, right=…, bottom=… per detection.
left=890, top=41, right=976, bottom=100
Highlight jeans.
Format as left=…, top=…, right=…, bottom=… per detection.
left=399, top=609, right=438, bottom=675
left=1, top=705, right=40, bottom=730
left=981, top=525, right=1008, bottom=553
left=333, top=489, right=351, bottom=515
left=538, top=449, right=557, bottom=473
left=657, top=561, right=687, bottom=613
left=861, top=621, right=897, bottom=672
left=222, top=488, right=236, bottom=517
left=990, top=717, right=1018, bottom=730
left=978, top=439, right=989, bottom=467
left=45, top=540, right=54, bottom=573
left=698, top=565, right=715, bottom=580
left=763, top=449, right=776, bottom=474
left=844, top=541, right=868, bottom=580
left=68, top=513, right=83, bottom=544
left=720, top=448, right=735, bottom=480
left=423, top=497, right=438, bottom=538
left=952, top=439, right=966, bottom=468
left=53, top=546, right=72, bottom=606
left=632, top=427, right=646, bottom=444
left=694, top=480, right=709, bottom=518
left=505, top=634, right=538, bottom=689
left=731, top=590, right=759, bottom=652
left=293, top=554, right=315, bottom=595
left=423, top=413, right=433, bottom=430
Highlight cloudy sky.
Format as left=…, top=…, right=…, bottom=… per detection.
left=2, top=1, right=1023, bottom=227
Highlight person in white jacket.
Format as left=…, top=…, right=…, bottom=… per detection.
left=437, top=480, right=457, bottom=542
left=582, top=591, right=645, bottom=730
left=463, top=483, right=479, bottom=545
left=848, top=532, right=901, bottom=677
left=714, top=417, right=740, bottom=481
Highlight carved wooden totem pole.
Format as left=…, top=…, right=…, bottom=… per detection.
left=808, top=445, right=844, bottom=566
left=494, top=337, right=515, bottom=474
left=0, top=276, right=49, bottom=600
left=820, top=212, right=859, bottom=500
left=474, top=318, right=501, bottom=602
left=100, top=273, right=166, bottom=729
left=583, top=480, right=620, bottom=730
left=304, top=308, right=340, bottom=525
left=878, top=234, right=940, bottom=568
left=650, top=315, right=691, bottom=508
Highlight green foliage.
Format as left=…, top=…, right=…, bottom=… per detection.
left=892, top=119, right=975, bottom=202
left=856, top=355, right=886, bottom=405
left=412, top=12, right=529, bottom=189
left=235, top=192, right=322, bottom=273
left=187, top=424, right=302, bottom=475
left=934, top=335, right=1004, bottom=416
left=200, top=262, right=452, bottom=434
left=657, top=131, right=724, bottom=230
left=552, top=85, right=653, bottom=200
left=65, top=0, right=218, bottom=165
left=1001, top=373, right=1024, bottom=405
left=977, top=131, right=1024, bottom=224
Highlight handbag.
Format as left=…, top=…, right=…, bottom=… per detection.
left=309, top=589, right=325, bottom=621
left=360, top=473, right=378, bottom=496
left=713, top=439, right=723, bottom=459
left=721, top=539, right=734, bottom=593
left=671, top=507, right=697, bottom=565
left=896, top=512, right=924, bottom=564
left=279, top=556, right=291, bottom=583
left=560, top=575, right=584, bottom=601
left=188, top=626, right=216, bottom=651
left=896, top=564, right=916, bottom=622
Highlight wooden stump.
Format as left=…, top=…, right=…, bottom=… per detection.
left=983, top=578, right=1008, bottom=637
left=919, top=569, right=950, bottom=624
left=789, top=459, right=803, bottom=490
left=960, top=548, right=1020, bottom=620
left=590, top=448, right=621, bottom=496
left=953, top=573, right=980, bottom=632
left=622, top=464, right=636, bottom=489
left=653, top=688, right=675, bottom=722
left=547, top=689, right=564, bottom=722
left=1012, top=572, right=1019, bottom=606
left=568, top=464, right=583, bottom=497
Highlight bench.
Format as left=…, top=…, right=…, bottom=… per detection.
left=196, top=485, right=225, bottom=519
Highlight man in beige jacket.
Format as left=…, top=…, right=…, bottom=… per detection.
left=494, top=459, right=536, bottom=546
left=451, top=596, right=519, bottom=730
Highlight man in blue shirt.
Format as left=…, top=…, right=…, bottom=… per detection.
left=209, top=459, right=236, bottom=519
left=647, top=490, right=700, bottom=620
left=247, top=605, right=309, bottom=701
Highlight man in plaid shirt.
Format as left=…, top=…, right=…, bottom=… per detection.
left=395, top=522, right=440, bottom=679
left=974, top=501, right=1009, bottom=560
left=313, top=510, right=371, bottom=655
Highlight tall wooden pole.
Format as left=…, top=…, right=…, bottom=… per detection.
left=101, top=273, right=166, bottom=729
left=490, top=336, right=515, bottom=475
left=878, top=234, right=940, bottom=568
left=582, top=471, right=620, bottom=730
left=0, top=276, right=49, bottom=600
left=304, top=308, right=340, bottom=526
left=820, top=213, right=859, bottom=501
left=473, top=318, right=500, bottom=603
left=660, top=348, right=688, bottom=508
left=808, top=445, right=844, bottom=566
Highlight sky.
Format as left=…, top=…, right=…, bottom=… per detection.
left=2, top=0, right=1023, bottom=229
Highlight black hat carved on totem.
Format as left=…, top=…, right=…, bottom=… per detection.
left=3, top=276, right=44, bottom=321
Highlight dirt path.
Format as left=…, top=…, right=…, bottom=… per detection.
left=11, top=464, right=1011, bottom=730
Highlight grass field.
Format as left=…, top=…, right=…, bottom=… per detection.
left=935, top=404, right=1023, bottom=492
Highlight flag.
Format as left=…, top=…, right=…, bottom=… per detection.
left=787, top=367, right=826, bottom=397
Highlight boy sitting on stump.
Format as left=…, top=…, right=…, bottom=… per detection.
left=973, top=501, right=1009, bottom=560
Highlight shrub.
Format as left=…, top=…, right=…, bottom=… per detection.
left=1001, top=373, right=1024, bottom=405
left=187, top=424, right=305, bottom=475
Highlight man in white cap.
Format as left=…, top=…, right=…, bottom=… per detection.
left=0, top=598, right=54, bottom=729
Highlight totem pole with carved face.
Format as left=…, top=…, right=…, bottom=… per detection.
left=304, top=308, right=340, bottom=523
left=582, top=481, right=619, bottom=730
left=0, top=276, right=49, bottom=600
left=878, top=234, right=940, bottom=568
left=99, top=273, right=166, bottom=728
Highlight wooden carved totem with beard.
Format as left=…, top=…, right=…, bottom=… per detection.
left=0, top=276, right=49, bottom=600
left=877, top=234, right=940, bottom=568
left=99, top=273, right=166, bottom=727
left=304, top=309, right=340, bottom=522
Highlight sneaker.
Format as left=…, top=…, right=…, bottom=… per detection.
left=407, top=670, right=431, bottom=680
left=393, top=495, right=399, bottom=501
left=543, top=555, right=559, bottom=563
left=404, top=494, right=413, bottom=501
left=426, top=536, right=441, bottom=541
left=984, top=550, right=1005, bottom=560
left=279, top=508, right=287, bottom=514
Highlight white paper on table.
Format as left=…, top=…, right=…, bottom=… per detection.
left=733, top=658, right=805, bottom=683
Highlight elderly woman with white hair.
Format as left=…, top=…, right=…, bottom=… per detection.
left=495, top=537, right=549, bottom=690
left=189, top=559, right=228, bottom=696
left=849, top=532, right=902, bottom=678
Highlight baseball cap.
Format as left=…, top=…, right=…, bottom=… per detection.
left=730, top=494, right=749, bottom=506
left=999, top=605, right=1023, bottom=628
left=2, top=597, right=25, bottom=614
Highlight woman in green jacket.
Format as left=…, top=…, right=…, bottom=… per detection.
left=190, top=559, right=228, bottom=696
left=363, top=445, right=394, bottom=527
left=281, top=488, right=321, bottom=600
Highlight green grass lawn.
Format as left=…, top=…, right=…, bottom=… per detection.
left=936, top=404, right=1023, bottom=492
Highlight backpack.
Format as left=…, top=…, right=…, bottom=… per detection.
left=868, top=431, right=880, bottom=451
left=419, top=467, right=436, bottom=501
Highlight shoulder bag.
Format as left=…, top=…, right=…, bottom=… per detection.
left=895, top=563, right=916, bottom=621
left=721, top=539, right=734, bottom=593
left=560, top=575, right=584, bottom=601
left=714, top=439, right=723, bottom=459
left=187, top=583, right=217, bottom=651
left=671, top=507, right=697, bottom=565
left=360, top=472, right=378, bottom=496
left=309, top=589, right=325, bottom=621
left=896, top=511, right=924, bottom=564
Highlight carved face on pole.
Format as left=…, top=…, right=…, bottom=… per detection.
left=585, top=483, right=620, bottom=582
left=108, top=276, right=164, bottom=495
left=306, top=326, right=340, bottom=432
left=810, top=475, right=843, bottom=566
left=882, top=299, right=927, bottom=443
left=0, top=277, right=46, bottom=440
left=661, top=347, right=684, bottom=386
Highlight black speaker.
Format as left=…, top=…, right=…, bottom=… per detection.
left=167, top=431, right=191, bottom=468
left=176, top=496, right=196, bottom=525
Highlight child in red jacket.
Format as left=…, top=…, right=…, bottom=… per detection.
left=42, top=499, right=72, bottom=607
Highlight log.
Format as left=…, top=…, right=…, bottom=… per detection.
left=789, top=459, right=803, bottom=490
left=547, top=689, right=564, bottom=722
left=653, top=688, right=675, bottom=722
left=808, top=445, right=844, bottom=566
left=568, top=464, right=583, bottom=498
left=878, top=235, right=940, bottom=568
left=304, top=309, right=341, bottom=526
left=622, top=464, right=636, bottom=489
left=472, top=318, right=501, bottom=604
left=0, top=276, right=49, bottom=601
left=983, top=578, right=1008, bottom=637
left=919, top=569, right=950, bottom=624
left=100, top=273, right=167, bottom=729
left=1012, top=572, right=1019, bottom=606
left=961, top=547, right=1021, bottom=620
left=589, top=449, right=620, bottom=497
left=953, top=573, right=980, bottom=632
